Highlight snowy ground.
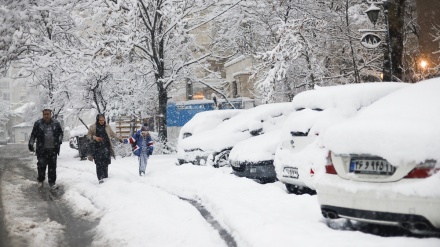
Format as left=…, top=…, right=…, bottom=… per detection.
left=1, top=143, right=439, bottom=247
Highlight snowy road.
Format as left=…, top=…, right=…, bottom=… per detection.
left=1, top=143, right=439, bottom=247
left=0, top=144, right=97, bottom=247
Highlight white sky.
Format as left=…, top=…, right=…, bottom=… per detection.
left=2, top=143, right=439, bottom=247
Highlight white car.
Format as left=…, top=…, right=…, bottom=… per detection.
left=316, top=78, right=440, bottom=234
left=274, top=82, right=408, bottom=194
left=176, top=109, right=244, bottom=165
left=177, top=102, right=294, bottom=167
left=229, top=128, right=284, bottom=183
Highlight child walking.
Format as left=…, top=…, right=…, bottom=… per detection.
left=126, top=125, right=154, bottom=176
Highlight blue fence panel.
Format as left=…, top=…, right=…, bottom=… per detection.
left=167, top=98, right=255, bottom=127
left=167, top=101, right=215, bottom=127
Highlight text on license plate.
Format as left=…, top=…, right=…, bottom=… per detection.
left=283, top=167, right=299, bottom=179
left=350, top=159, right=396, bottom=175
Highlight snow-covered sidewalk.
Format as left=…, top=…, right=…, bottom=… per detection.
left=6, top=143, right=439, bottom=247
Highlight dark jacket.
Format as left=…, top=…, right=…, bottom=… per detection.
left=87, top=123, right=122, bottom=161
left=29, top=119, right=64, bottom=155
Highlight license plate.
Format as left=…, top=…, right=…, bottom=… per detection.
left=350, top=158, right=396, bottom=175
left=283, top=167, right=299, bottom=179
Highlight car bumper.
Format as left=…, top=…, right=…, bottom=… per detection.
left=231, top=160, right=277, bottom=181
left=277, top=166, right=309, bottom=188
left=278, top=176, right=308, bottom=188
left=316, top=174, right=440, bottom=231
left=177, top=155, right=209, bottom=166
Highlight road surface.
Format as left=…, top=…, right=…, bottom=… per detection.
left=0, top=144, right=97, bottom=247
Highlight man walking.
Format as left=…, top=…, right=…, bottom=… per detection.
left=28, top=109, right=64, bottom=188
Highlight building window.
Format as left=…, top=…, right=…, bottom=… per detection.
left=232, top=81, right=238, bottom=98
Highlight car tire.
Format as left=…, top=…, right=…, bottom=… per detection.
left=285, top=184, right=316, bottom=195
left=213, top=150, right=230, bottom=168
left=258, top=178, right=277, bottom=184
left=285, top=184, right=300, bottom=194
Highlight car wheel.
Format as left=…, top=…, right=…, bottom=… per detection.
left=306, top=188, right=317, bottom=195
left=213, top=150, right=230, bottom=168
left=285, top=184, right=300, bottom=194
left=286, top=184, right=316, bottom=195
left=258, top=178, right=277, bottom=184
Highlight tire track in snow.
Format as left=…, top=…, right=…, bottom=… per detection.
left=179, top=197, right=237, bottom=247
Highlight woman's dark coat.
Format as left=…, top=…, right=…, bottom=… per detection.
left=87, top=119, right=122, bottom=163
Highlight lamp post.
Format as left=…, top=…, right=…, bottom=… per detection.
left=419, top=59, right=428, bottom=80
left=362, top=0, right=393, bottom=81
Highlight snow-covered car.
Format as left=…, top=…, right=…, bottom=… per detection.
left=177, top=102, right=294, bottom=167
left=177, top=109, right=244, bottom=143
left=229, top=128, right=283, bottom=183
left=316, top=78, right=440, bottom=234
left=0, top=138, right=7, bottom=145
left=69, top=124, right=90, bottom=160
left=175, top=109, right=244, bottom=165
left=274, top=82, right=409, bottom=194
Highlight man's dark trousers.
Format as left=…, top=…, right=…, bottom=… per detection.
left=37, top=148, right=58, bottom=185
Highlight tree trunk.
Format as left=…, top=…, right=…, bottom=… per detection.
left=156, top=84, right=168, bottom=143
left=388, top=0, right=405, bottom=81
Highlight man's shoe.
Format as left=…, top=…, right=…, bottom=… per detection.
left=49, top=183, right=58, bottom=189
left=99, top=179, right=104, bottom=184
left=140, top=172, right=145, bottom=176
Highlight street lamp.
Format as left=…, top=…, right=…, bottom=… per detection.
left=419, top=59, right=428, bottom=80
left=362, top=0, right=393, bottom=81
left=365, top=3, right=380, bottom=27
left=420, top=60, right=428, bottom=70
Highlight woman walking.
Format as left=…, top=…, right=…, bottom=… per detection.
left=87, top=114, right=123, bottom=184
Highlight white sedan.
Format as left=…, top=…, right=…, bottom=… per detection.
left=275, top=82, right=408, bottom=194
left=316, top=78, right=440, bottom=235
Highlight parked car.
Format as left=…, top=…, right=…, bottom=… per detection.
left=274, top=82, right=409, bottom=194
left=229, top=129, right=283, bottom=183
left=316, top=78, right=440, bottom=235
left=177, top=102, right=294, bottom=167
left=177, top=109, right=244, bottom=143
left=175, top=109, right=244, bottom=165
left=0, top=138, right=7, bottom=145
left=69, top=124, right=90, bottom=160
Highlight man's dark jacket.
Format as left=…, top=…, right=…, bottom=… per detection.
left=29, top=119, right=64, bottom=155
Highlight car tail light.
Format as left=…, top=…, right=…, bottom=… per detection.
left=325, top=151, right=337, bottom=175
left=404, top=160, right=439, bottom=178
